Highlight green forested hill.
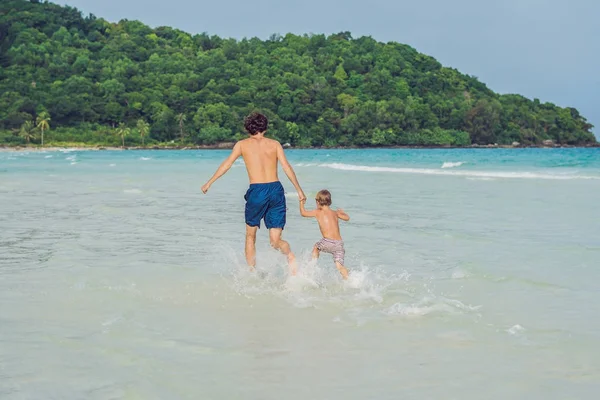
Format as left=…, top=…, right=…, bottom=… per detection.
left=0, top=0, right=596, bottom=147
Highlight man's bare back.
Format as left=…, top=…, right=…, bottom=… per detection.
left=239, top=136, right=280, bottom=184
left=201, top=133, right=304, bottom=197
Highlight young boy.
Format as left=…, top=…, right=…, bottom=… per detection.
left=299, top=190, right=350, bottom=279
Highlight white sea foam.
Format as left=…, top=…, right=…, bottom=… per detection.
left=385, top=296, right=481, bottom=317
left=467, top=177, right=496, bottom=181
left=507, top=324, right=526, bottom=335
left=451, top=269, right=469, bottom=279
left=441, top=161, right=465, bottom=169
left=222, top=245, right=471, bottom=322
left=44, top=155, right=53, bottom=159
left=139, top=157, right=152, bottom=161
left=314, top=163, right=600, bottom=180
left=109, top=164, right=116, bottom=167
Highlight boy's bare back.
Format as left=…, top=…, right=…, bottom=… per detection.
left=239, top=137, right=280, bottom=184
left=315, top=208, right=343, bottom=241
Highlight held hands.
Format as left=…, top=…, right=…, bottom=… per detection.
left=298, top=190, right=307, bottom=202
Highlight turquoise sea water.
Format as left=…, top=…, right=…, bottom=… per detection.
left=1, top=148, right=599, bottom=399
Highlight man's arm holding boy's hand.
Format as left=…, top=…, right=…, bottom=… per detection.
left=276, top=144, right=306, bottom=201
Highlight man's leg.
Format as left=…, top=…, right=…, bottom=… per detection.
left=269, top=228, right=297, bottom=276
left=245, top=225, right=258, bottom=269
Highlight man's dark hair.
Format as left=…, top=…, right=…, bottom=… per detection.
left=244, top=112, right=268, bottom=135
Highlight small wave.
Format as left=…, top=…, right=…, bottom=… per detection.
left=441, top=161, right=464, bottom=169
left=60, top=148, right=88, bottom=153
left=44, top=155, right=53, bottom=159
left=506, top=324, right=526, bottom=335
left=124, top=189, right=142, bottom=194
left=109, top=164, right=116, bottom=167
left=385, top=296, right=481, bottom=317
left=319, top=163, right=599, bottom=180
left=451, top=269, right=469, bottom=279
left=139, top=157, right=152, bottom=161
left=467, top=177, right=496, bottom=181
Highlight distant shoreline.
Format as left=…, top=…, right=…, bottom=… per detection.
left=1, top=143, right=599, bottom=151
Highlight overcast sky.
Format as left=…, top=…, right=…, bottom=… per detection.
left=56, top=0, right=599, bottom=136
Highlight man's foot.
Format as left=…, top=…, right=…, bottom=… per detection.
left=287, top=252, right=297, bottom=276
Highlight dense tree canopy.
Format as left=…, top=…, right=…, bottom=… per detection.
left=0, top=0, right=596, bottom=147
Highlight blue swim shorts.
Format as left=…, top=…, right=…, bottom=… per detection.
left=244, top=181, right=286, bottom=229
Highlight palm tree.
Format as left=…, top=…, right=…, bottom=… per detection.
left=116, top=123, right=130, bottom=148
left=36, top=112, right=51, bottom=147
left=177, top=113, right=186, bottom=142
left=18, top=121, right=37, bottom=145
left=136, top=119, right=150, bottom=147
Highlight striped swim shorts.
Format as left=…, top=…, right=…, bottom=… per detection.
left=315, top=238, right=345, bottom=266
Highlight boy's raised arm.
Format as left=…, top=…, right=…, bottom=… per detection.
left=336, top=209, right=350, bottom=221
left=276, top=143, right=306, bottom=201
left=299, top=199, right=316, bottom=218
left=201, top=142, right=242, bottom=194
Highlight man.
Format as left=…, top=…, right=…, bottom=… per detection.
left=201, top=112, right=306, bottom=274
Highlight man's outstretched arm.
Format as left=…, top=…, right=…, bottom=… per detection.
left=201, top=142, right=242, bottom=194
left=276, top=143, right=306, bottom=201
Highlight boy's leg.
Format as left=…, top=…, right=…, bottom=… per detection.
left=269, top=228, right=297, bottom=276
left=245, top=225, right=258, bottom=269
left=311, top=245, right=320, bottom=260
left=334, top=261, right=349, bottom=280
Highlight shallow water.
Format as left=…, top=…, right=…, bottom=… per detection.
left=1, top=148, right=599, bottom=399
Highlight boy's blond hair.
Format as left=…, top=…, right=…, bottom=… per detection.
left=316, top=189, right=332, bottom=206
